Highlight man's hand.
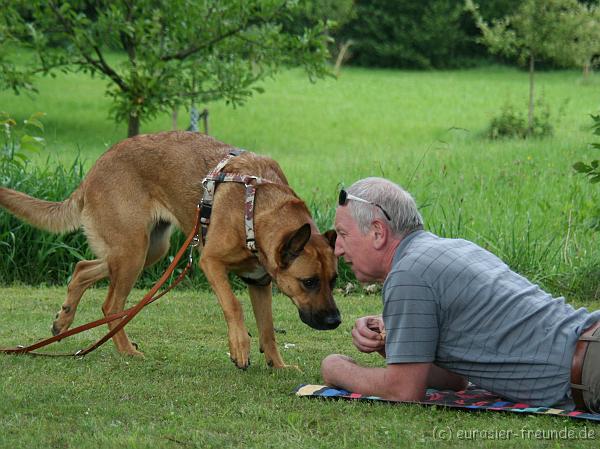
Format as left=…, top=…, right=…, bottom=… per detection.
left=352, top=315, right=386, bottom=356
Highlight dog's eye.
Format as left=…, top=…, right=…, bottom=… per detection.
left=301, top=277, right=320, bottom=290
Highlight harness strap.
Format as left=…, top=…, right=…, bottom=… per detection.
left=200, top=150, right=242, bottom=245
left=200, top=151, right=274, bottom=254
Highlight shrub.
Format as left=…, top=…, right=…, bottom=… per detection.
left=1, top=112, right=90, bottom=285
left=488, top=99, right=553, bottom=139
left=573, top=113, right=600, bottom=230
left=573, top=113, right=600, bottom=184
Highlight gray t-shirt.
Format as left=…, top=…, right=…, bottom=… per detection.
left=383, top=230, right=600, bottom=406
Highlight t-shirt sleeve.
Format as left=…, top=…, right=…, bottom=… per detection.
left=383, top=270, right=438, bottom=364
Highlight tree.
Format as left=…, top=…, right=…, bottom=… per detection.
left=569, top=2, right=600, bottom=80
left=339, top=0, right=472, bottom=69
left=2, top=0, right=332, bottom=137
left=0, top=5, right=37, bottom=94
left=466, top=0, right=581, bottom=135
left=282, top=0, right=355, bottom=76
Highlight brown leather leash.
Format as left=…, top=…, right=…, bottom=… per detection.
left=0, top=206, right=202, bottom=357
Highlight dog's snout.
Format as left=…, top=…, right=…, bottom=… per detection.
left=299, top=308, right=342, bottom=330
left=323, top=312, right=341, bottom=329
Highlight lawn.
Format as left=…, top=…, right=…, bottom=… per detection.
left=1, top=64, right=600, bottom=448
left=0, top=287, right=598, bottom=449
left=2, top=64, right=600, bottom=296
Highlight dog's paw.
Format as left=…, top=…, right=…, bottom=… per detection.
left=51, top=321, right=69, bottom=336
left=268, top=361, right=302, bottom=372
left=228, top=329, right=251, bottom=369
left=51, top=305, right=75, bottom=336
left=122, top=347, right=144, bottom=357
left=230, top=355, right=250, bottom=370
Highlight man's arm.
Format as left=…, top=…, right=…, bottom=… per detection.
left=321, top=355, right=430, bottom=401
left=427, top=364, right=468, bottom=391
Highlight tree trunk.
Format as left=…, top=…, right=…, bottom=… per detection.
left=128, top=114, right=140, bottom=137
left=172, top=107, right=178, bottom=130
left=527, top=54, right=535, bottom=136
left=583, top=61, right=591, bottom=81
left=334, top=40, right=353, bottom=78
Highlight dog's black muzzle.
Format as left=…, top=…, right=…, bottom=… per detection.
left=299, top=308, right=342, bottom=330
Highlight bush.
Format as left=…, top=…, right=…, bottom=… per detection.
left=573, top=113, right=600, bottom=231
left=573, top=113, right=600, bottom=184
left=1, top=112, right=90, bottom=285
left=488, top=99, right=553, bottom=139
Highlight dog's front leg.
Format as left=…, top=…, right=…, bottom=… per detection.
left=247, top=283, right=286, bottom=368
left=200, top=257, right=251, bottom=369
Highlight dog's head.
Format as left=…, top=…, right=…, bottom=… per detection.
left=273, top=223, right=341, bottom=330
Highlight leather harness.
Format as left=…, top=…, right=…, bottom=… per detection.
left=199, top=149, right=274, bottom=254
left=0, top=150, right=271, bottom=356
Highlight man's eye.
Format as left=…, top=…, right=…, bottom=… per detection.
left=302, top=277, right=320, bottom=290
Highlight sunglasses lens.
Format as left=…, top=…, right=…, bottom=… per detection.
left=338, top=189, right=347, bottom=206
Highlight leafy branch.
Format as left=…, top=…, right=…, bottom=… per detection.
left=573, top=114, right=600, bottom=184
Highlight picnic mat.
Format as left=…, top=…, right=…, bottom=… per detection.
left=295, top=384, right=600, bottom=423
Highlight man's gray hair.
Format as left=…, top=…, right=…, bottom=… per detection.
left=345, top=177, right=423, bottom=237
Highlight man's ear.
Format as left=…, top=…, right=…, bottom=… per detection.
left=371, top=220, right=387, bottom=250
left=279, top=223, right=311, bottom=268
left=323, top=229, right=337, bottom=249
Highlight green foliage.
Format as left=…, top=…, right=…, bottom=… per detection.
left=488, top=100, right=553, bottom=139
left=0, top=113, right=89, bottom=285
left=0, top=6, right=37, bottom=94
left=0, top=111, right=46, bottom=166
left=467, top=0, right=581, bottom=135
left=2, top=0, right=332, bottom=136
left=340, top=0, right=473, bottom=69
left=568, top=2, right=600, bottom=73
left=466, top=0, right=582, bottom=67
left=573, top=114, right=600, bottom=188
left=1, top=67, right=600, bottom=303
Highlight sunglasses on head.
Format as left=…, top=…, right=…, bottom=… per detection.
left=338, top=189, right=391, bottom=221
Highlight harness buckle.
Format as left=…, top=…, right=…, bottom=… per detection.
left=190, top=235, right=201, bottom=248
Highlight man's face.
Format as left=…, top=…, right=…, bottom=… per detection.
left=334, top=206, right=378, bottom=283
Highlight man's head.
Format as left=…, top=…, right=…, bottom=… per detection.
left=334, top=177, right=423, bottom=282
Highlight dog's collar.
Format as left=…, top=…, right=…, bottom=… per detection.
left=199, top=150, right=274, bottom=255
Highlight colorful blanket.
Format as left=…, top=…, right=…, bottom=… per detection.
left=295, top=384, right=600, bottom=423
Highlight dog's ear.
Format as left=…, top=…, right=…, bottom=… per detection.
left=280, top=223, right=311, bottom=268
left=323, top=229, right=337, bottom=249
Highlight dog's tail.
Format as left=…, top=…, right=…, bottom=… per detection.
left=0, top=187, right=82, bottom=233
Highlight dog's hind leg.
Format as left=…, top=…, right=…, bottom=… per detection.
left=200, top=256, right=251, bottom=369
left=101, top=240, right=148, bottom=357
left=248, top=283, right=286, bottom=368
left=52, top=259, right=109, bottom=336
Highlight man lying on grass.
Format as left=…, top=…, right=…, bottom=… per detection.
left=321, top=177, right=600, bottom=412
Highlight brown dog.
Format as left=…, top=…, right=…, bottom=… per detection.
left=0, top=131, right=340, bottom=368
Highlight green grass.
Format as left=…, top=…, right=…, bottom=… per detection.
left=1, top=65, right=600, bottom=447
left=1, top=286, right=598, bottom=449
left=2, top=64, right=600, bottom=298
